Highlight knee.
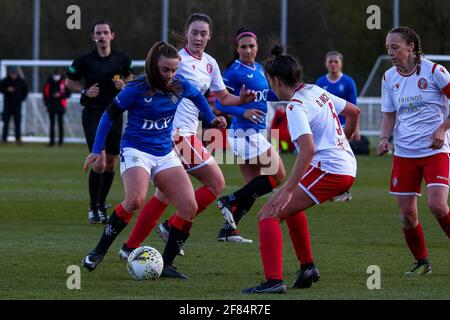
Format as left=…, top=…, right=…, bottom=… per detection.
left=93, top=163, right=105, bottom=174
left=180, top=200, right=198, bottom=220
left=400, top=212, right=418, bottom=229
left=210, top=176, right=225, bottom=196
left=428, top=202, right=448, bottom=219
left=257, top=206, right=272, bottom=221
left=124, top=196, right=146, bottom=212
left=204, top=173, right=225, bottom=197
left=105, top=158, right=117, bottom=172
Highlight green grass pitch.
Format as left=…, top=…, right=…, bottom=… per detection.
left=0, top=143, right=448, bottom=299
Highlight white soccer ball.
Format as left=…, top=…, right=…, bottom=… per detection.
left=127, top=246, right=164, bottom=281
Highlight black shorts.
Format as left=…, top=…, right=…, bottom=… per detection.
left=82, top=108, right=123, bottom=155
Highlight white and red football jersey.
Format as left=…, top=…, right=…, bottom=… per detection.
left=172, top=47, right=226, bottom=135
left=286, top=83, right=357, bottom=177
left=381, top=59, right=450, bottom=158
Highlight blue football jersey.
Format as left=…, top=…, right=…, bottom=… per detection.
left=316, top=73, right=357, bottom=125
left=215, top=60, right=277, bottom=132
left=111, top=75, right=214, bottom=156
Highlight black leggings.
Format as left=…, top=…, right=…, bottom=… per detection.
left=49, top=112, right=64, bottom=145
left=2, top=105, right=21, bottom=142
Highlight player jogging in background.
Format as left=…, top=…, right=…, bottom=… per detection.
left=316, top=51, right=359, bottom=202
left=81, top=41, right=227, bottom=279
left=377, top=27, right=450, bottom=276
left=66, top=21, right=132, bottom=224
left=213, top=27, right=287, bottom=243
left=241, top=45, right=360, bottom=294
left=119, top=13, right=256, bottom=258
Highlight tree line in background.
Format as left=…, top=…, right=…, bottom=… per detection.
left=0, top=0, right=449, bottom=93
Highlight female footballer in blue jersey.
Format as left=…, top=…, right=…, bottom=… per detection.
left=121, top=14, right=256, bottom=257
left=316, top=51, right=359, bottom=202
left=81, top=41, right=226, bottom=279
left=214, top=28, right=307, bottom=246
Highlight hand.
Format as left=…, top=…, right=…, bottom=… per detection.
left=270, top=184, right=293, bottom=217
left=376, top=138, right=391, bottom=156
left=86, top=83, right=100, bottom=98
left=113, top=79, right=125, bottom=90
left=430, top=126, right=446, bottom=149
left=211, top=116, right=227, bottom=129
left=83, top=153, right=101, bottom=173
left=239, top=84, right=256, bottom=104
left=351, top=129, right=361, bottom=142
left=244, top=109, right=266, bottom=124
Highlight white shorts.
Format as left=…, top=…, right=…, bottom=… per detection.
left=227, top=131, right=272, bottom=160
left=119, top=147, right=182, bottom=180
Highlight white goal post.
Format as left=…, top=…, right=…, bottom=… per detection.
left=0, top=59, right=144, bottom=143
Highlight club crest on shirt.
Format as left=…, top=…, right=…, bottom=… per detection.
left=417, top=78, right=428, bottom=90
left=394, top=83, right=400, bottom=90
left=168, top=93, right=180, bottom=104
left=206, top=63, right=213, bottom=74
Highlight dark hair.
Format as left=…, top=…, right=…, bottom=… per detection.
left=226, top=27, right=258, bottom=68
left=388, top=26, right=423, bottom=74
left=325, top=51, right=343, bottom=63
left=171, top=13, right=213, bottom=50
left=91, top=20, right=114, bottom=34
left=185, top=13, right=213, bottom=34
left=264, top=45, right=303, bottom=86
left=145, top=41, right=180, bottom=94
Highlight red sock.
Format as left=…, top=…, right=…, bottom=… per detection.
left=168, top=214, right=176, bottom=228
left=259, top=218, right=283, bottom=280
left=194, top=186, right=217, bottom=216
left=286, top=211, right=314, bottom=265
left=171, top=214, right=193, bottom=233
left=115, top=204, right=134, bottom=224
left=403, top=223, right=428, bottom=261
left=126, top=196, right=168, bottom=248
left=167, top=186, right=217, bottom=227
left=268, top=175, right=278, bottom=189
left=438, top=212, right=450, bottom=238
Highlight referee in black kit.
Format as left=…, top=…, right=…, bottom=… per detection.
left=66, top=20, right=132, bottom=224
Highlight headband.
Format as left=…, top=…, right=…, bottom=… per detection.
left=235, top=31, right=257, bottom=43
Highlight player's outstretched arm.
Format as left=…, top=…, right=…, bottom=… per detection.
left=431, top=118, right=450, bottom=149
left=214, top=85, right=256, bottom=106
left=341, top=102, right=360, bottom=141
left=376, top=112, right=396, bottom=156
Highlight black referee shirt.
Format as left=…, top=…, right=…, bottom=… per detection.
left=67, top=49, right=132, bottom=110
